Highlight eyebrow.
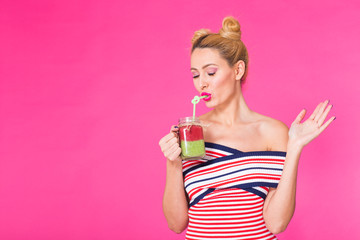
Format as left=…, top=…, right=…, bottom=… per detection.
left=190, top=63, right=218, bottom=71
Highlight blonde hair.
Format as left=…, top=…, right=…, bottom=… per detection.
left=191, top=16, right=249, bottom=85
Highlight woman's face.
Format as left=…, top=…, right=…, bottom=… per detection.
left=190, top=48, right=239, bottom=108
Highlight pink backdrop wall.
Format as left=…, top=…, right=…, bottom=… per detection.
left=1, top=0, right=359, bottom=239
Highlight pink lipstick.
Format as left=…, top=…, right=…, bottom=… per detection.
left=201, top=92, right=212, bottom=101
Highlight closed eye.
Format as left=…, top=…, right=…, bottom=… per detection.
left=193, top=72, right=215, bottom=79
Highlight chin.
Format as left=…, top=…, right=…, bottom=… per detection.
left=204, top=100, right=216, bottom=108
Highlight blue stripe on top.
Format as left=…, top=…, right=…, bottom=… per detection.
left=184, top=166, right=283, bottom=189
left=188, top=182, right=279, bottom=208
left=183, top=142, right=287, bottom=177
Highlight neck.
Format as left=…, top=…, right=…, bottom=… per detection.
left=211, top=86, right=253, bottom=127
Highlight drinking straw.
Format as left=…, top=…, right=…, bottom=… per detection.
left=191, top=95, right=208, bottom=120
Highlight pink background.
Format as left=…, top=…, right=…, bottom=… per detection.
left=1, top=0, right=359, bottom=239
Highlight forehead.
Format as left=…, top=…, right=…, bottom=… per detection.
left=190, top=48, right=227, bottom=69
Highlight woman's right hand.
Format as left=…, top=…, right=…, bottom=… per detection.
left=159, top=125, right=182, bottom=162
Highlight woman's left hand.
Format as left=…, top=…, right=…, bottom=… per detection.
left=288, top=99, right=336, bottom=149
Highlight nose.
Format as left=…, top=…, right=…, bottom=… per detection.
left=199, top=76, right=209, bottom=90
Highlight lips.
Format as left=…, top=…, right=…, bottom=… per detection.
left=201, top=92, right=212, bottom=101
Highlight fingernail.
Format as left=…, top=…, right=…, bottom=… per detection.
left=174, top=126, right=178, bottom=128
left=331, top=105, right=333, bottom=109
left=334, top=117, right=336, bottom=120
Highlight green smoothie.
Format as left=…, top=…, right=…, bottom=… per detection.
left=180, top=139, right=205, bottom=159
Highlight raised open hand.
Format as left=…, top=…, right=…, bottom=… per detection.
left=289, top=100, right=336, bottom=149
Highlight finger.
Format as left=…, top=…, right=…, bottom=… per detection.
left=170, top=125, right=179, bottom=138
left=308, top=101, right=324, bottom=120
left=314, top=100, right=330, bottom=122
left=167, top=137, right=179, bottom=150
left=159, top=126, right=179, bottom=146
left=319, top=116, right=336, bottom=134
left=317, top=104, right=333, bottom=126
left=294, top=109, right=307, bottom=124
left=167, top=147, right=182, bottom=161
left=170, top=125, right=179, bottom=132
left=159, top=132, right=174, bottom=146
left=164, top=143, right=179, bottom=160
left=168, top=141, right=180, bottom=153
left=161, top=136, right=178, bottom=152
left=164, top=142, right=179, bottom=160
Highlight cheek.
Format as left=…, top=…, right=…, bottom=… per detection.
left=213, top=73, right=232, bottom=94
left=214, top=77, right=227, bottom=87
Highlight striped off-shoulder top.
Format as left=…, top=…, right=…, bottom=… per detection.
left=182, top=142, right=287, bottom=240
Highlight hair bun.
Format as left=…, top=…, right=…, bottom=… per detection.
left=219, top=16, right=241, bottom=41
left=191, top=28, right=212, bottom=45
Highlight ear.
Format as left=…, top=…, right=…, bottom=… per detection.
left=234, top=60, right=245, bottom=81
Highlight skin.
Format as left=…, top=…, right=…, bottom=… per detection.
left=159, top=47, right=336, bottom=234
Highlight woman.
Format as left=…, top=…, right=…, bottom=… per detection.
left=159, top=16, right=335, bottom=239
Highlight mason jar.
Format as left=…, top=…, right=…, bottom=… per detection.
left=178, top=117, right=205, bottom=160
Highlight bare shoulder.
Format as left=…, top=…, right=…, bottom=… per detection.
left=258, top=114, right=289, bottom=152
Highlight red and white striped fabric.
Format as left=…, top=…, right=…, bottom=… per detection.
left=182, top=142, right=287, bottom=240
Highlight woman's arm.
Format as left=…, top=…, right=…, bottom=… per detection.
left=162, top=159, right=189, bottom=233
left=263, top=100, right=335, bottom=234
left=160, top=126, right=189, bottom=233
left=263, top=121, right=302, bottom=234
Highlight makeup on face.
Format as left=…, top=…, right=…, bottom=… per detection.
left=207, top=67, right=217, bottom=75
left=201, top=92, right=212, bottom=101
left=190, top=65, right=218, bottom=103
left=190, top=49, right=238, bottom=108
left=191, top=64, right=219, bottom=78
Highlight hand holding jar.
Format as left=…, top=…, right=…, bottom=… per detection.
left=159, top=125, right=182, bottom=162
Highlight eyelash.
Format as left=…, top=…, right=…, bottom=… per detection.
left=193, top=72, right=216, bottom=79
